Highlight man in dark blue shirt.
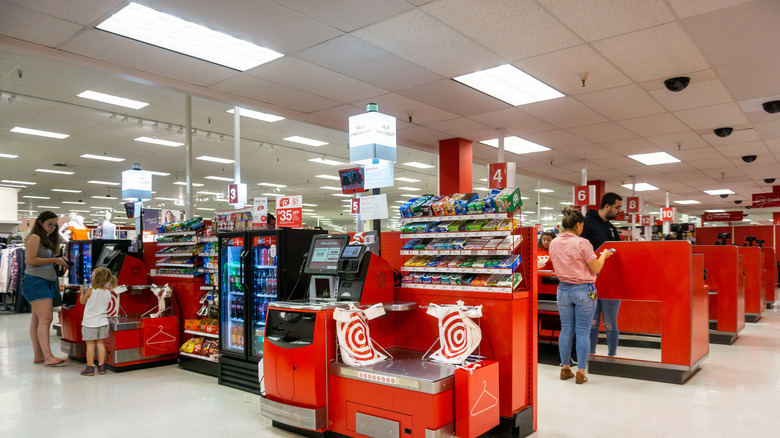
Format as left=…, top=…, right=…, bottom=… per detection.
left=581, top=192, right=623, bottom=357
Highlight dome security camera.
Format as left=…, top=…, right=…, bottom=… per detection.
left=762, top=100, right=780, bottom=114
left=765, top=178, right=776, bottom=184
left=742, top=155, right=757, bottom=163
left=734, top=200, right=742, bottom=204
left=746, top=206, right=752, bottom=209
left=714, top=127, right=733, bottom=138
left=720, top=194, right=729, bottom=199
left=664, top=76, right=690, bottom=92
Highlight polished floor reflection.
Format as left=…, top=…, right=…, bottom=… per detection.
left=2, top=308, right=780, bottom=437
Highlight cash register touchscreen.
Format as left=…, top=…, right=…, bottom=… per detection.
left=304, top=234, right=350, bottom=299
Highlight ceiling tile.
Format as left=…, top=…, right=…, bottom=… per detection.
left=427, top=118, right=496, bottom=142
left=618, top=113, right=691, bottom=137
left=0, top=2, right=83, bottom=47
left=674, top=103, right=749, bottom=131
left=576, top=84, right=666, bottom=121
left=423, top=0, right=580, bottom=60
left=568, top=122, right=638, bottom=144
left=649, top=131, right=711, bottom=151
left=752, top=120, right=780, bottom=141
left=352, top=9, right=505, bottom=77
left=521, top=129, right=592, bottom=149
left=648, top=78, right=733, bottom=112
left=717, top=55, right=780, bottom=102
left=701, top=129, right=760, bottom=146
left=350, top=93, right=459, bottom=126
left=398, top=125, right=450, bottom=147
left=687, top=157, right=737, bottom=170
left=212, top=74, right=341, bottom=113
left=593, top=23, right=710, bottom=82
left=311, top=104, right=364, bottom=123
left=273, top=0, right=413, bottom=32
left=3, top=0, right=121, bottom=25
left=521, top=97, right=608, bottom=129
left=668, top=0, right=758, bottom=19
left=296, top=35, right=443, bottom=91
left=555, top=144, right=619, bottom=160
left=396, top=79, right=510, bottom=117
left=714, top=140, right=770, bottom=158
left=601, top=137, right=658, bottom=155
left=468, top=108, right=555, bottom=136
left=538, top=0, right=674, bottom=41
left=682, top=0, right=780, bottom=67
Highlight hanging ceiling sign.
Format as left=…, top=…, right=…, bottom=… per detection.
left=702, top=211, right=743, bottom=222
left=348, top=111, right=396, bottom=165
left=122, top=169, right=152, bottom=201
left=752, top=193, right=780, bottom=208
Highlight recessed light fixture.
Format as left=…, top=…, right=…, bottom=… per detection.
left=3, top=179, right=35, bottom=185
left=23, top=195, right=50, bottom=200
left=35, top=168, right=75, bottom=175
left=37, top=205, right=60, bottom=209
left=309, top=158, right=344, bottom=166
left=261, top=192, right=286, bottom=197
left=395, top=177, right=420, bottom=183
left=146, top=171, right=171, bottom=176
left=705, top=209, right=726, bottom=213
left=703, top=189, right=735, bottom=195
left=196, top=156, right=235, bottom=164
left=332, top=194, right=351, bottom=197
left=302, top=203, right=318, bottom=207
left=302, top=209, right=315, bottom=212
left=284, top=136, right=328, bottom=147
left=62, top=201, right=87, bottom=205
left=90, top=206, right=114, bottom=209
left=258, top=182, right=287, bottom=188
left=480, top=136, right=550, bottom=154
left=316, top=175, right=340, bottom=181
left=403, top=162, right=434, bottom=169
left=204, top=176, right=235, bottom=182
left=154, top=197, right=179, bottom=201
left=52, top=189, right=81, bottom=193
left=81, top=154, right=125, bottom=162
left=400, top=194, right=418, bottom=198
left=77, top=90, right=149, bottom=109
left=540, top=207, right=554, bottom=210
left=534, top=188, right=554, bottom=193
left=134, top=137, right=184, bottom=147
left=453, top=64, right=564, bottom=106
left=196, top=207, right=216, bottom=211
left=621, top=183, right=659, bottom=192
left=97, top=2, right=283, bottom=71
left=91, top=196, right=119, bottom=200
left=320, top=186, right=341, bottom=191
left=628, top=152, right=681, bottom=166
left=10, top=127, right=69, bottom=139
left=0, top=153, right=18, bottom=158
left=674, top=200, right=701, bottom=205
left=226, top=108, right=284, bottom=123
left=88, top=180, right=121, bottom=186
left=196, top=191, right=223, bottom=196
left=173, top=182, right=204, bottom=187
left=397, top=187, right=421, bottom=191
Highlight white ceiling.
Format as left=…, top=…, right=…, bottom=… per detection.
left=1, top=0, right=779, bottom=229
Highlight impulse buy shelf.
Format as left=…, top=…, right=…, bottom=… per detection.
left=154, top=232, right=218, bottom=278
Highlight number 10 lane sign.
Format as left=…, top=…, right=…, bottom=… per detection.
left=276, top=195, right=302, bottom=228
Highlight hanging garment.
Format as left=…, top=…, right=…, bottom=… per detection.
left=426, top=301, right=483, bottom=365
left=69, top=226, right=90, bottom=241
left=333, top=303, right=388, bottom=367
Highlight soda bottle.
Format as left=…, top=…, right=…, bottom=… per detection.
left=262, top=248, right=269, bottom=266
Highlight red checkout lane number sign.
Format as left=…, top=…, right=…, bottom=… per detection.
left=276, top=196, right=303, bottom=228
left=661, top=207, right=675, bottom=222
left=351, top=198, right=361, bottom=214
left=488, top=162, right=516, bottom=190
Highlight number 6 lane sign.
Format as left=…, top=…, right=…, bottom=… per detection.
left=573, top=185, right=596, bottom=206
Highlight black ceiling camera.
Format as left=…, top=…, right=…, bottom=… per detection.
left=745, top=236, right=756, bottom=247
left=762, top=100, right=780, bottom=114
left=719, top=194, right=729, bottom=198
left=745, top=205, right=752, bottom=209
left=714, top=127, right=733, bottom=138
left=764, top=178, right=776, bottom=184
left=742, top=155, right=757, bottom=163
left=716, top=232, right=731, bottom=245
left=734, top=200, right=742, bottom=204
left=756, top=239, right=765, bottom=248
left=664, top=76, right=690, bottom=92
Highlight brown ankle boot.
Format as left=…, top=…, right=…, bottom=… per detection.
left=576, top=371, right=588, bottom=384
left=560, top=368, right=575, bottom=380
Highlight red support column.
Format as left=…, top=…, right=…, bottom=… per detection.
left=439, top=138, right=473, bottom=195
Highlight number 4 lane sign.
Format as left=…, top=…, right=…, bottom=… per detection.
left=488, top=162, right=516, bottom=189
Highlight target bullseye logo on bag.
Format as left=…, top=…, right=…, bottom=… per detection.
left=333, top=303, right=388, bottom=367
left=426, top=301, right=483, bottom=365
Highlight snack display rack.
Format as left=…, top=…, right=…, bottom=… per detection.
left=153, top=231, right=200, bottom=278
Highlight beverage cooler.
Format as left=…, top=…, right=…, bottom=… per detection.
left=66, top=239, right=131, bottom=285
left=217, top=228, right=325, bottom=393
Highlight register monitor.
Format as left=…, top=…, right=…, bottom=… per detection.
left=304, top=234, right=350, bottom=299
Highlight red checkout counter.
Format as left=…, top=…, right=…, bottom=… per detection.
left=692, top=246, right=745, bottom=344
left=59, top=242, right=179, bottom=371
left=262, top=231, right=536, bottom=438
left=739, top=246, right=765, bottom=322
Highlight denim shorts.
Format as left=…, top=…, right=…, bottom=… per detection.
left=82, top=325, right=110, bottom=341
left=20, top=274, right=58, bottom=303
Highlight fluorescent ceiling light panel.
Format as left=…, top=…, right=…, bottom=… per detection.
left=261, top=193, right=286, bottom=197
left=705, top=209, right=726, bottom=213
left=0, top=153, right=19, bottom=158
left=284, top=136, right=328, bottom=147
left=196, top=191, right=223, bottom=196
left=80, top=153, right=125, bottom=162
left=3, top=179, right=35, bottom=185
left=88, top=180, right=121, bottom=186
left=453, top=64, right=564, bottom=106
left=704, top=189, right=735, bottom=195
left=400, top=194, right=418, bottom=198
left=397, top=187, right=420, bottom=191
left=320, top=186, right=341, bottom=191
left=540, top=207, right=554, bottom=210
left=37, top=205, right=60, bottom=209
left=332, top=194, right=351, bottom=197
left=258, top=182, right=287, bottom=188
left=674, top=200, right=701, bottom=205
left=302, top=203, right=318, bottom=207
left=134, top=137, right=184, bottom=147
left=77, top=90, right=148, bottom=109
left=154, top=197, right=179, bottom=201
left=627, top=152, right=680, bottom=166
left=35, top=169, right=75, bottom=175
left=403, top=162, right=434, bottom=169
left=91, top=196, right=118, bottom=200
left=621, top=183, right=659, bottom=191
left=196, top=156, right=235, bottom=164
left=204, top=176, right=234, bottom=182
left=534, top=188, right=554, bottom=193
left=308, top=158, right=344, bottom=166
left=395, top=177, right=420, bottom=183
left=23, top=195, right=50, bottom=199
left=10, top=127, right=69, bottom=139
left=196, top=207, right=216, bottom=211
left=52, top=189, right=81, bottom=193
left=97, top=2, right=283, bottom=71
left=173, top=182, right=204, bottom=187
left=62, top=201, right=86, bottom=205
left=480, top=136, right=550, bottom=154
left=316, top=175, right=340, bottom=181
left=226, top=108, right=284, bottom=123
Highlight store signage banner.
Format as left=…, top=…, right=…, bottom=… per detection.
left=625, top=196, right=641, bottom=213
left=228, top=183, right=247, bottom=206
left=702, top=211, right=744, bottom=222
left=253, top=197, right=268, bottom=227
left=363, top=161, right=394, bottom=190
left=357, top=194, right=388, bottom=221
left=339, top=167, right=366, bottom=194
left=276, top=195, right=303, bottom=228
left=573, top=185, right=596, bottom=206
left=122, top=169, right=152, bottom=201
left=751, top=193, right=780, bottom=208
left=348, top=111, right=396, bottom=165
left=487, top=162, right=516, bottom=189
left=661, top=207, right=676, bottom=221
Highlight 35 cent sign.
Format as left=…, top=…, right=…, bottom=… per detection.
left=276, top=195, right=302, bottom=228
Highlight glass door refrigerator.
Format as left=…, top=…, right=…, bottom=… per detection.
left=217, top=228, right=325, bottom=393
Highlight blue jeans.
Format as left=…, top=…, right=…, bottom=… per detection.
left=557, top=282, right=596, bottom=370
left=590, top=299, right=621, bottom=356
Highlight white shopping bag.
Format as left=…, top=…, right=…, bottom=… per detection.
left=426, top=300, right=482, bottom=365
left=333, top=303, right=388, bottom=367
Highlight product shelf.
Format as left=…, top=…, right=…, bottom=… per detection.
left=157, top=263, right=196, bottom=268
left=156, top=252, right=196, bottom=257
left=400, top=248, right=515, bottom=256
left=156, top=241, right=198, bottom=246
left=184, top=329, right=219, bottom=339
left=179, top=352, right=218, bottom=363
left=400, top=230, right=512, bottom=239
left=400, top=283, right=519, bottom=293
left=399, top=213, right=512, bottom=222
left=199, top=237, right=218, bottom=243
left=151, top=273, right=197, bottom=279
left=200, top=285, right=215, bottom=290
left=401, top=266, right=514, bottom=275
left=157, top=231, right=196, bottom=237
left=198, top=252, right=218, bottom=257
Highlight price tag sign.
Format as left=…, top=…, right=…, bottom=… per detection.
left=626, top=196, right=640, bottom=213
left=573, top=185, right=596, bottom=206
left=252, top=197, right=268, bottom=227
left=661, top=207, right=675, bottom=222
left=276, top=195, right=303, bottom=228
left=350, top=198, right=361, bottom=214
left=487, top=162, right=516, bottom=189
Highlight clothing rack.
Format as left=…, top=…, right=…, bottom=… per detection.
left=1, top=245, right=27, bottom=312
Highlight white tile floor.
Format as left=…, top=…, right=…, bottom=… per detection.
left=2, top=308, right=780, bottom=438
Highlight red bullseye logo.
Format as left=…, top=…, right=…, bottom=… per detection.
left=107, top=292, right=119, bottom=316
left=343, top=318, right=374, bottom=360
left=440, top=312, right=467, bottom=359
